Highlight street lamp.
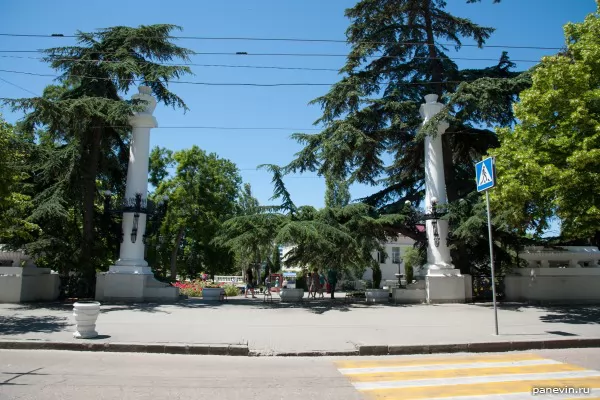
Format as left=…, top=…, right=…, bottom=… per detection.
left=395, top=259, right=404, bottom=288
left=404, top=198, right=449, bottom=248
left=102, top=192, right=169, bottom=245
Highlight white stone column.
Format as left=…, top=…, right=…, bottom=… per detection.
left=111, top=86, right=157, bottom=275
left=420, top=94, right=459, bottom=277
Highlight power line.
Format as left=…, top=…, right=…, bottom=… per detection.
left=0, top=76, right=38, bottom=96
left=154, top=126, right=321, bottom=131
left=0, top=69, right=333, bottom=86
left=0, top=49, right=545, bottom=63
left=0, top=68, right=525, bottom=87
left=0, top=55, right=341, bottom=72
left=0, top=32, right=566, bottom=51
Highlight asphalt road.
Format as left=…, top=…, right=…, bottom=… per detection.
left=1, top=348, right=599, bottom=400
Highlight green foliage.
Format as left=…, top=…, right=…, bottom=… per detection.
left=0, top=115, right=39, bottom=244
left=490, top=3, right=600, bottom=245
left=295, top=270, right=307, bottom=290
left=149, top=146, right=174, bottom=187
left=283, top=0, right=531, bottom=272
left=325, top=174, right=351, bottom=208
left=223, top=284, right=240, bottom=297
left=2, top=24, right=192, bottom=297
left=402, top=246, right=425, bottom=283
left=372, top=265, right=382, bottom=289
left=152, top=146, right=242, bottom=280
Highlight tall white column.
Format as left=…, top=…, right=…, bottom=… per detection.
left=420, top=94, right=458, bottom=276
left=111, top=86, right=157, bottom=274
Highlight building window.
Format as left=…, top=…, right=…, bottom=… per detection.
left=378, top=251, right=387, bottom=264
left=392, top=247, right=401, bottom=264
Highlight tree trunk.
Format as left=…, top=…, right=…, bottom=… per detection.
left=79, top=124, right=103, bottom=297
left=442, top=134, right=459, bottom=203
left=423, top=1, right=444, bottom=98
left=170, top=226, right=185, bottom=280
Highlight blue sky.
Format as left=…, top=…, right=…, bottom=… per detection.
left=0, top=0, right=596, bottom=224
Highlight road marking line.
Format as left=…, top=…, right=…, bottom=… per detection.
left=353, top=370, right=600, bottom=391
left=334, top=353, right=544, bottom=369
left=346, top=363, right=585, bottom=383
left=338, top=359, right=562, bottom=375
left=360, top=377, right=600, bottom=400
left=397, top=388, right=600, bottom=400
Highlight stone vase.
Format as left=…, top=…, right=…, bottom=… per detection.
left=365, top=289, right=390, bottom=303
left=73, top=301, right=100, bottom=339
left=202, top=287, right=224, bottom=301
left=279, top=288, right=304, bottom=302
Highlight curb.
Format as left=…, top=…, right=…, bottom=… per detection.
left=0, top=340, right=249, bottom=356
left=359, top=338, right=600, bottom=356
left=1, top=338, right=598, bottom=357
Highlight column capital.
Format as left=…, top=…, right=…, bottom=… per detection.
left=419, top=94, right=445, bottom=122
left=129, top=113, right=158, bottom=129
left=131, top=85, right=157, bottom=115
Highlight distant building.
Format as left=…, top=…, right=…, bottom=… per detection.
left=279, top=226, right=423, bottom=287
left=363, top=234, right=416, bottom=284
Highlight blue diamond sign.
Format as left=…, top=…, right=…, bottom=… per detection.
left=476, top=157, right=496, bottom=192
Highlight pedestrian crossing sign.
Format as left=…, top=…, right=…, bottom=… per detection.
left=476, top=157, right=496, bottom=192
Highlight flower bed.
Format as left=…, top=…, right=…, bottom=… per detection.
left=173, top=280, right=240, bottom=298
left=173, top=280, right=204, bottom=297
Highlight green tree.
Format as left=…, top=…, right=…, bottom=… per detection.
left=490, top=3, right=600, bottom=246
left=285, top=0, right=531, bottom=273
left=325, top=174, right=351, bottom=208
left=4, top=25, right=192, bottom=296
left=149, top=146, right=175, bottom=187
left=154, top=146, right=242, bottom=279
left=0, top=115, right=38, bottom=244
left=215, top=168, right=403, bottom=287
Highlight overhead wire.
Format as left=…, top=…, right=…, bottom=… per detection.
left=0, top=76, right=38, bottom=96
left=0, top=68, right=527, bottom=87
left=0, top=32, right=567, bottom=50
left=0, top=55, right=341, bottom=72
left=0, top=49, right=545, bottom=63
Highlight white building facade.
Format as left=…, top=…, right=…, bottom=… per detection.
left=362, top=234, right=415, bottom=285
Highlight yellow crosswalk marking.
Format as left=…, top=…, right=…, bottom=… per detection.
left=334, top=352, right=544, bottom=369
left=334, top=353, right=600, bottom=400
left=346, top=363, right=585, bottom=383
left=360, top=377, right=600, bottom=400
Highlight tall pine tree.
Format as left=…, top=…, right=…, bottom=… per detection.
left=286, top=0, right=531, bottom=273
left=4, top=25, right=192, bottom=296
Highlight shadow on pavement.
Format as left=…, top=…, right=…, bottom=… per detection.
left=0, top=315, right=69, bottom=335
left=539, top=306, right=600, bottom=325
left=473, top=303, right=600, bottom=325
left=1, top=367, right=48, bottom=386
left=0, top=297, right=416, bottom=316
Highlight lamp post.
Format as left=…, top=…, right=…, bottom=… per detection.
left=395, top=259, right=404, bottom=288
left=103, top=193, right=169, bottom=264
left=404, top=198, right=449, bottom=249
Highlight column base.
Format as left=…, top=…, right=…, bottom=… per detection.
left=108, top=265, right=153, bottom=274
left=95, top=266, right=179, bottom=303
left=426, top=275, right=469, bottom=304
left=422, top=263, right=461, bottom=277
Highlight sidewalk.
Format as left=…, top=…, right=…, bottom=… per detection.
left=1, top=295, right=599, bottom=355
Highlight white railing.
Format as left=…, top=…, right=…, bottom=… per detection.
left=521, top=246, right=600, bottom=268
left=213, top=275, right=244, bottom=284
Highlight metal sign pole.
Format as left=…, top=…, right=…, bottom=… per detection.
left=486, top=190, right=499, bottom=336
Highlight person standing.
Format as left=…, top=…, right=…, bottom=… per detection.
left=318, top=271, right=326, bottom=299
left=245, top=266, right=256, bottom=298
left=327, top=268, right=338, bottom=299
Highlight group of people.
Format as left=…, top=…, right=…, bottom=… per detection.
left=243, top=266, right=340, bottom=299
left=307, top=268, right=339, bottom=299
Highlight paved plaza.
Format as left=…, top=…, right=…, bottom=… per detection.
left=1, top=297, right=599, bottom=355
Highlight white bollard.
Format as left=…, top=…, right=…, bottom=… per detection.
left=73, top=301, right=101, bottom=339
